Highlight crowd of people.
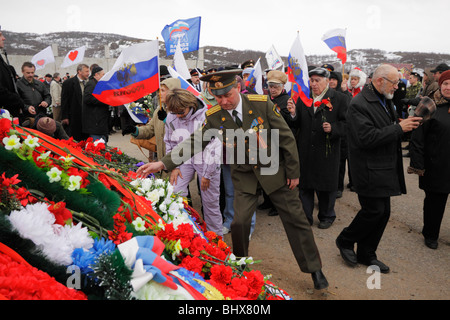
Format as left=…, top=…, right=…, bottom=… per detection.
left=1, top=27, right=449, bottom=291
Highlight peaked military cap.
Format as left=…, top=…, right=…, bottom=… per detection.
left=200, top=69, right=242, bottom=95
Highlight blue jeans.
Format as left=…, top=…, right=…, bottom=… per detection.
left=222, top=164, right=256, bottom=234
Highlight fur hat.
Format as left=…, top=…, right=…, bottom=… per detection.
left=438, top=70, right=450, bottom=87
left=348, top=67, right=367, bottom=89
left=161, top=78, right=182, bottom=91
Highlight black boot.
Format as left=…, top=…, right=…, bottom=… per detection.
left=311, top=270, right=329, bottom=290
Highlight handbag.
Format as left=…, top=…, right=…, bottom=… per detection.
left=130, top=136, right=157, bottom=160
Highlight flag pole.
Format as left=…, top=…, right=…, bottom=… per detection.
left=157, top=37, right=163, bottom=114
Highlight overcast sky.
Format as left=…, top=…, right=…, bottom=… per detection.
left=1, top=0, right=449, bottom=57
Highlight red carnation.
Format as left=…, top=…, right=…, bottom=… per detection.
left=48, top=201, right=73, bottom=226
left=210, top=264, right=233, bottom=285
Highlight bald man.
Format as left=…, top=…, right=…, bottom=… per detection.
left=335, top=64, right=422, bottom=273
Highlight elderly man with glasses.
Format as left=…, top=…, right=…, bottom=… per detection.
left=335, top=64, right=422, bottom=273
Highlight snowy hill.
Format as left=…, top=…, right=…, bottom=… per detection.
left=3, top=30, right=450, bottom=75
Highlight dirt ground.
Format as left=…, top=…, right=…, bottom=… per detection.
left=109, top=132, right=450, bottom=301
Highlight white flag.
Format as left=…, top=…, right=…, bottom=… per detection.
left=31, top=46, right=55, bottom=71
left=173, top=40, right=190, bottom=80
left=61, top=46, right=86, bottom=68
left=245, top=58, right=263, bottom=94
left=265, top=45, right=283, bottom=70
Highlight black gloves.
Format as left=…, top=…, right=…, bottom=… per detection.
left=122, top=125, right=136, bottom=136
left=157, top=108, right=167, bottom=121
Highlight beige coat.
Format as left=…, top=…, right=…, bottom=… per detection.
left=136, top=105, right=166, bottom=161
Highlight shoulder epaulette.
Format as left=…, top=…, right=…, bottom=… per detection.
left=206, top=105, right=221, bottom=117
left=247, top=94, right=268, bottom=102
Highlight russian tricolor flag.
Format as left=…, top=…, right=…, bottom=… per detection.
left=287, top=33, right=312, bottom=107
left=167, top=66, right=213, bottom=109
left=322, top=28, right=347, bottom=65
left=167, top=66, right=201, bottom=97
left=93, top=41, right=160, bottom=106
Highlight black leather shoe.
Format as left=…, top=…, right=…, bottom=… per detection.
left=311, top=270, right=329, bottom=290
left=359, top=259, right=390, bottom=274
left=424, top=238, right=438, bottom=249
left=318, top=220, right=333, bottom=229
left=335, top=238, right=357, bottom=267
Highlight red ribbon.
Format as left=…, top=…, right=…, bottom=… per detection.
left=14, top=127, right=162, bottom=225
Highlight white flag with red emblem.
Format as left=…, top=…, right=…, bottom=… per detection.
left=31, top=46, right=55, bottom=71
left=60, top=46, right=86, bottom=68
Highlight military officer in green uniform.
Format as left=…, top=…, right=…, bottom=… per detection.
left=137, top=70, right=329, bottom=290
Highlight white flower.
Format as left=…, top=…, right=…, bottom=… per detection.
left=132, top=217, right=147, bottom=232
left=154, top=179, right=164, bottom=186
left=8, top=203, right=93, bottom=266
left=24, top=135, right=39, bottom=148
left=146, top=189, right=161, bottom=203
left=2, top=134, right=22, bottom=150
left=68, top=175, right=82, bottom=191
left=130, top=178, right=141, bottom=188
left=168, top=201, right=181, bottom=216
left=158, top=188, right=165, bottom=197
left=166, top=184, right=174, bottom=197
left=157, top=219, right=165, bottom=231
left=159, top=202, right=167, bottom=213
left=60, top=155, right=75, bottom=163
left=37, top=151, right=51, bottom=161
left=140, top=178, right=153, bottom=192
left=47, top=167, right=62, bottom=183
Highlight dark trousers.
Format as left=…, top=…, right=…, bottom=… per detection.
left=423, top=191, right=449, bottom=241
left=299, top=188, right=337, bottom=225
left=338, top=195, right=390, bottom=262
left=232, top=185, right=322, bottom=273
left=338, top=139, right=349, bottom=191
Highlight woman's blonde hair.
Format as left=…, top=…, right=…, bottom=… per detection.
left=165, top=88, right=198, bottom=114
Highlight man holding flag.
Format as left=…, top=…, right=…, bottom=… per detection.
left=286, top=66, right=348, bottom=229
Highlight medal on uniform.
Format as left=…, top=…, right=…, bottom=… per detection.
left=273, top=104, right=281, bottom=117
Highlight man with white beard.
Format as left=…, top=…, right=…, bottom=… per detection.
left=335, top=64, right=422, bottom=274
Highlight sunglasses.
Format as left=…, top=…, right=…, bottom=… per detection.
left=170, top=109, right=187, bottom=115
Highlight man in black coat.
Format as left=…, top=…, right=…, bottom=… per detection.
left=61, top=63, right=90, bottom=141
left=336, top=64, right=422, bottom=273
left=329, top=71, right=352, bottom=197
left=81, top=66, right=110, bottom=143
left=286, top=67, right=348, bottom=229
left=0, top=28, right=23, bottom=120
left=16, top=62, right=52, bottom=121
